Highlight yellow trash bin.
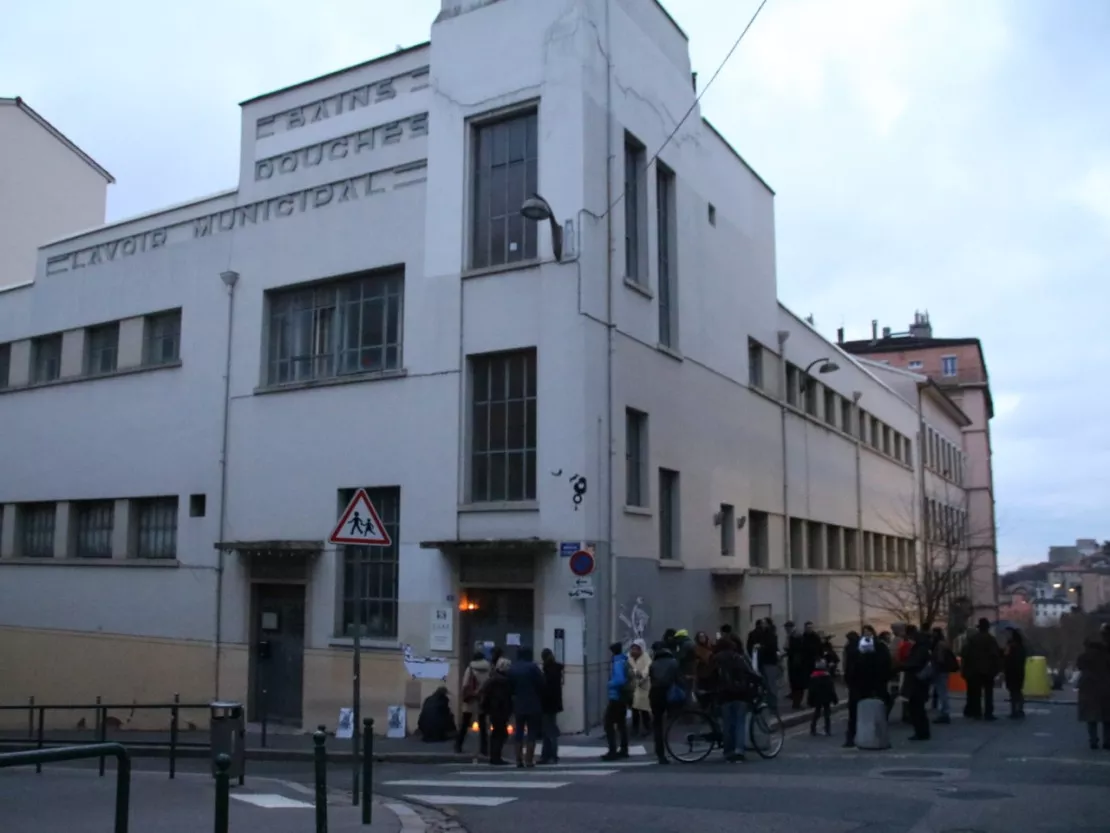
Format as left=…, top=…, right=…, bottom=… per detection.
left=1023, top=655, right=1051, bottom=699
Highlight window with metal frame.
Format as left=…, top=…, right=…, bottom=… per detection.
left=469, top=349, right=537, bottom=503
left=339, top=486, right=400, bottom=639
left=656, top=162, right=677, bottom=347
left=86, top=323, right=120, bottom=375
left=658, top=468, right=680, bottom=560
left=470, top=110, right=538, bottom=269
left=625, top=408, right=648, bottom=507
left=135, top=497, right=178, bottom=559
left=0, top=342, right=10, bottom=388
left=267, top=271, right=403, bottom=385
left=624, top=133, right=647, bottom=283
left=31, top=335, right=62, bottom=383
left=19, top=503, right=55, bottom=557
left=75, top=501, right=114, bottom=558
left=144, top=311, right=181, bottom=366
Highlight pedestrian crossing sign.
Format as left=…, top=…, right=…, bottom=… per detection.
left=329, top=488, right=392, bottom=546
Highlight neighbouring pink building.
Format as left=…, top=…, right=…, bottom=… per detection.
left=839, top=312, right=999, bottom=624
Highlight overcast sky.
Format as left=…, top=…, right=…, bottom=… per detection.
left=3, top=0, right=1107, bottom=569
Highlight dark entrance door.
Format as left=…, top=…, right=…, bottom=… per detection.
left=459, top=588, right=535, bottom=659
left=250, top=584, right=306, bottom=725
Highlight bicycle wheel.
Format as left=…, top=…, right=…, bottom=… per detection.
left=665, top=708, right=718, bottom=763
left=749, top=703, right=785, bottom=759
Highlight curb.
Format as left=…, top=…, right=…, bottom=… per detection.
left=947, top=693, right=1078, bottom=706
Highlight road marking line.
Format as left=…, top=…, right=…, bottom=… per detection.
left=230, top=794, right=314, bottom=809
left=1006, top=756, right=1110, bottom=767
left=403, top=794, right=515, bottom=807
left=555, top=745, right=648, bottom=758
left=385, top=779, right=569, bottom=789
left=449, top=769, right=618, bottom=777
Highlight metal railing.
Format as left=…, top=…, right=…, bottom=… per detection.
left=0, top=695, right=209, bottom=778
left=0, top=743, right=132, bottom=833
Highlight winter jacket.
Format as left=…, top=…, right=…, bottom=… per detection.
left=961, top=629, right=1002, bottom=679
left=759, top=628, right=780, bottom=668
left=507, top=659, right=545, bottom=717
left=629, top=647, right=652, bottom=713
left=460, top=659, right=491, bottom=710
left=1003, top=639, right=1027, bottom=691
left=607, top=652, right=633, bottom=702
left=846, top=639, right=891, bottom=699
left=480, top=665, right=513, bottom=721
left=541, top=660, right=564, bottom=714
left=1077, top=640, right=1110, bottom=724
left=807, top=669, right=838, bottom=708
left=710, top=643, right=761, bottom=703
left=900, top=636, right=933, bottom=697
left=648, top=646, right=680, bottom=691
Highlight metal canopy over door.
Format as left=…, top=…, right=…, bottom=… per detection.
left=251, top=584, right=306, bottom=725
left=459, top=588, right=535, bottom=657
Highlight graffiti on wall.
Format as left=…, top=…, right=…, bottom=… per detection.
left=618, top=596, right=652, bottom=651
left=550, top=469, right=589, bottom=511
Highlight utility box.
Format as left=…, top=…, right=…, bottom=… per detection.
left=209, top=701, right=245, bottom=780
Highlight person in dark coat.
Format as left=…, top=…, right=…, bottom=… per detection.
left=507, top=646, right=545, bottom=767
left=647, top=641, right=680, bottom=764
left=1003, top=628, right=1028, bottom=719
left=843, top=627, right=892, bottom=747
left=756, top=619, right=781, bottom=707
left=808, top=659, right=839, bottom=735
left=710, top=635, right=762, bottom=761
left=480, top=657, right=514, bottom=765
left=901, top=627, right=934, bottom=740
left=416, top=686, right=455, bottom=742
left=538, top=648, right=564, bottom=764
left=1077, top=625, right=1110, bottom=750
left=961, top=618, right=1002, bottom=720
left=785, top=621, right=808, bottom=710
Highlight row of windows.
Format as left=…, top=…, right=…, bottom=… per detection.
left=0, top=309, right=181, bottom=389
left=788, top=517, right=914, bottom=573
left=748, top=342, right=914, bottom=466
left=0, top=497, right=180, bottom=559
left=926, top=426, right=965, bottom=485
left=926, top=499, right=968, bottom=546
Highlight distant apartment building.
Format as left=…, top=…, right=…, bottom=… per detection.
left=0, top=97, right=113, bottom=291
left=839, top=312, right=999, bottom=622
left=1049, top=538, right=1102, bottom=565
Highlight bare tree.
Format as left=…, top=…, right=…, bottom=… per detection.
left=857, top=486, right=992, bottom=635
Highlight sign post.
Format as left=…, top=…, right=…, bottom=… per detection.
left=329, top=488, right=391, bottom=807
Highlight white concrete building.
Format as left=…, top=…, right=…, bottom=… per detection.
left=0, top=0, right=972, bottom=734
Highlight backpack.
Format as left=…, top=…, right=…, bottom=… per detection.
left=942, top=648, right=959, bottom=673
left=461, top=667, right=480, bottom=703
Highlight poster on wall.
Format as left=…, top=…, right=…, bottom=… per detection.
left=386, top=705, right=406, bottom=739
left=401, top=644, right=450, bottom=680
left=336, top=708, right=354, bottom=739
left=430, top=606, right=453, bottom=652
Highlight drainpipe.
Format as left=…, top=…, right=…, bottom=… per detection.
left=777, top=330, right=792, bottom=622
left=603, top=0, right=617, bottom=645
left=852, top=391, right=864, bottom=629
left=916, top=383, right=927, bottom=627
left=214, top=269, right=240, bottom=698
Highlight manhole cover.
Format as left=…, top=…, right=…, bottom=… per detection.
left=879, top=768, right=946, bottom=779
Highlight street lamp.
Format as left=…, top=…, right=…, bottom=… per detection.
left=800, top=357, right=839, bottom=393
left=521, top=193, right=565, bottom=262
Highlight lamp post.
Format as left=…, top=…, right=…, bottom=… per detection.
left=520, top=194, right=565, bottom=262
left=799, top=357, right=840, bottom=394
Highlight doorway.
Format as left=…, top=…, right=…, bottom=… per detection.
left=458, top=588, right=535, bottom=659
left=249, top=584, right=306, bottom=725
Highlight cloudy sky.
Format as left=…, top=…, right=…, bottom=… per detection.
left=3, top=0, right=1106, bottom=568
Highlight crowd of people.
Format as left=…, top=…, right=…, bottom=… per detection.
left=425, top=619, right=1110, bottom=764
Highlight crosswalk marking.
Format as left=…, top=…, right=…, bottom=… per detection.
left=555, top=744, right=648, bottom=758
left=403, top=795, right=515, bottom=807
left=230, top=794, right=314, bottom=809
left=449, top=769, right=618, bottom=777
left=384, top=779, right=569, bottom=790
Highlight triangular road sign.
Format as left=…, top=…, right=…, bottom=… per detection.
left=329, top=488, right=392, bottom=546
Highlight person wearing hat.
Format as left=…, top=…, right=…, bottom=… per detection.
left=960, top=618, right=1002, bottom=720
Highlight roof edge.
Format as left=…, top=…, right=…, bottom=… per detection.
left=701, top=117, right=774, bottom=195
left=2, top=97, right=114, bottom=184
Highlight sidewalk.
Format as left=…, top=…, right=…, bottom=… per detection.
left=0, top=763, right=419, bottom=833
left=0, top=685, right=847, bottom=764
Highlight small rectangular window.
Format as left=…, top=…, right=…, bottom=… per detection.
left=189, top=494, right=207, bottom=518
left=748, top=340, right=763, bottom=389
left=844, top=528, right=858, bottom=570
left=471, top=109, right=539, bottom=269
left=941, top=355, right=958, bottom=377
left=870, top=416, right=881, bottom=450
left=804, top=380, right=819, bottom=416
left=882, top=425, right=892, bottom=455
left=31, top=334, right=62, bottom=383
left=86, top=323, right=120, bottom=375
left=720, top=504, right=735, bottom=556
left=0, top=342, right=10, bottom=389
left=840, top=398, right=852, bottom=432
left=748, top=509, right=768, bottom=567
left=858, top=409, right=868, bottom=442
left=144, top=310, right=181, bottom=366
left=789, top=517, right=805, bottom=569
left=135, top=497, right=178, bottom=559
left=75, top=501, right=114, bottom=558
left=625, top=409, right=648, bottom=507
left=826, top=526, right=842, bottom=570
left=785, top=364, right=799, bottom=407
left=824, top=388, right=837, bottom=427
left=907, top=360, right=923, bottom=370
left=658, top=469, right=680, bottom=560
left=806, top=521, right=823, bottom=569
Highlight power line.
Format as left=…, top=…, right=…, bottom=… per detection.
left=603, top=0, right=770, bottom=218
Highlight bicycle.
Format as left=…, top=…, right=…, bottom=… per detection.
left=664, top=682, right=785, bottom=763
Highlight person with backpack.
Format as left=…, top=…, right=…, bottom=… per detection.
left=480, top=657, right=514, bottom=765
left=648, top=640, right=680, bottom=764
left=601, top=641, right=634, bottom=761
left=709, top=634, right=762, bottom=762
left=454, top=650, right=491, bottom=755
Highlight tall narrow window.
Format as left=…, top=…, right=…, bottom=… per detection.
left=471, top=110, right=539, bottom=269
left=720, top=504, right=735, bottom=556
left=786, top=364, right=799, bottom=407
left=340, top=486, right=400, bottom=639
left=624, top=133, right=647, bottom=283
left=807, top=521, right=823, bottom=569
left=19, top=503, right=55, bottom=557
left=86, top=323, right=119, bottom=375
left=748, top=340, right=763, bottom=389
left=941, top=355, right=958, bottom=377
left=826, top=526, right=842, bottom=570
left=144, top=310, right=181, bottom=366
left=135, top=497, right=178, bottom=559
left=658, top=469, right=679, bottom=560
left=858, top=409, right=868, bottom=442
left=804, top=380, right=819, bottom=416
left=656, top=162, right=677, bottom=347
left=748, top=510, right=768, bottom=567
left=0, top=342, right=10, bottom=389
left=824, top=388, right=837, bottom=427
left=31, top=334, right=62, bottom=383
left=470, top=349, right=537, bottom=503
left=844, top=529, right=858, bottom=570
left=841, top=398, right=852, bottom=432
left=625, top=408, right=648, bottom=507
left=75, top=501, right=114, bottom=558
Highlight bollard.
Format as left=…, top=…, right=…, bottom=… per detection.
left=35, top=707, right=44, bottom=774
left=97, top=696, right=107, bottom=777
left=114, top=746, right=132, bottom=833
left=313, top=727, right=328, bottom=833
left=169, top=694, right=179, bottom=780
left=27, top=696, right=34, bottom=740
left=214, top=753, right=231, bottom=833
left=361, top=718, right=373, bottom=826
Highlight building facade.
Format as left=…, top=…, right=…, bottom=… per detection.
left=840, top=313, right=1000, bottom=623
left=0, top=0, right=967, bottom=734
